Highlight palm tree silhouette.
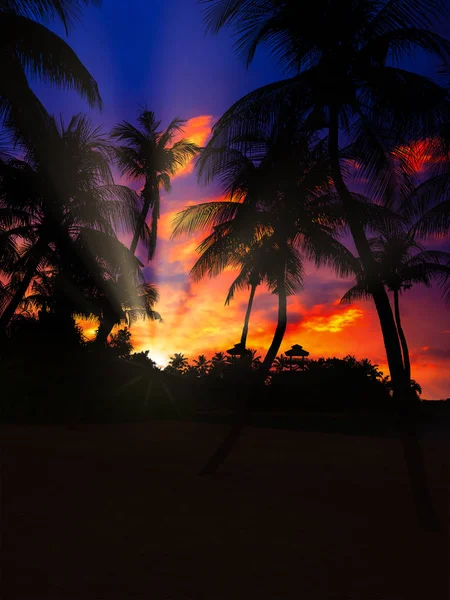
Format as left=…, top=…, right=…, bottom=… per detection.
left=342, top=226, right=450, bottom=382
left=198, top=1, right=450, bottom=528
left=199, top=0, right=450, bottom=403
left=0, top=114, right=142, bottom=335
left=166, top=353, right=189, bottom=375
left=273, top=354, right=290, bottom=374
left=192, top=354, right=211, bottom=377
left=0, top=0, right=102, bottom=162
left=174, top=123, right=355, bottom=376
left=111, top=108, right=200, bottom=260
left=13, top=223, right=159, bottom=346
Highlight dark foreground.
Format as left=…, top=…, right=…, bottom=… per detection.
left=1, top=421, right=449, bottom=599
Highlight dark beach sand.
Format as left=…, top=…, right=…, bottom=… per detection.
left=1, top=421, right=449, bottom=599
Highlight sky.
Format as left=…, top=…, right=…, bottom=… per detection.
left=31, top=0, right=450, bottom=399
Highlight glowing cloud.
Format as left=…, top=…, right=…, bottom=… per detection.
left=302, top=308, right=364, bottom=333
left=172, top=115, right=215, bottom=178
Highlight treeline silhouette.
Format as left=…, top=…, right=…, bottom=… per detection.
left=2, top=320, right=448, bottom=424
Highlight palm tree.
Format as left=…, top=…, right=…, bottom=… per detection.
left=198, top=0, right=450, bottom=402
left=174, top=124, right=357, bottom=477
left=93, top=277, right=162, bottom=345
left=174, top=126, right=356, bottom=377
left=0, top=0, right=102, bottom=160
left=193, top=354, right=211, bottom=377
left=165, top=353, right=189, bottom=375
left=0, top=114, right=142, bottom=336
left=342, top=226, right=450, bottom=383
left=273, top=354, right=290, bottom=374
left=111, top=109, right=200, bottom=260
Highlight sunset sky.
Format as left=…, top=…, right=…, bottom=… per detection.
left=31, top=0, right=450, bottom=399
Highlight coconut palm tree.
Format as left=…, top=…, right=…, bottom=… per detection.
left=173, top=123, right=358, bottom=477
left=0, top=0, right=102, bottom=159
left=273, top=354, right=290, bottom=374
left=165, top=353, right=189, bottom=375
left=174, top=125, right=356, bottom=376
left=192, top=354, right=211, bottom=377
left=198, top=0, right=450, bottom=403
left=342, top=226, right=450, bottom=382
left=20, top=249, right=162, bottom=348
left=0, top=114, right=143, bottom=336
left=92, top=275, right=162, bottom=345
left=111, top=109, right=200, bottom=260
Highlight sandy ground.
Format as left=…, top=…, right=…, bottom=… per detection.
left=1, top=421, right=449, bottom=599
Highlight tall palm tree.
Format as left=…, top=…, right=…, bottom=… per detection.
left=342, top=226, right=450, bottom=383
left=174, top=126, right=356, bottom=376
left=199, top=0, right=450, bottom=402
left=0, top=114, right=142, bottom=336
left=111, top=109, right=200, bottom=260
left=173, top=124, right=357, bottom=477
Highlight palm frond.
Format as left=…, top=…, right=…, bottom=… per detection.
left=1, top=14, right=102, bottom=107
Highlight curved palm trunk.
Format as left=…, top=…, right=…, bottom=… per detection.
left=393, top=289, right=411, bottom=384
left=328, top=108, right=406, bottom=394
left=329, top=108, right=441, bottom=532
left=130, top=185, right=159, bottom=259
left=0, top=237, right=48, bottom=338
left=240, top=283, right=257, bottom=347
left=199, top=281, right=286, bottom=476
left=261, top=281, right=287, bottom=378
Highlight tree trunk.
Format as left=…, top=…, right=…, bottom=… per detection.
left=199, top=279, right=286, bottom=476
left=130, top=196, right=151, bottom=256
left=393, top=289, right=411, bottom=384
left=329, top=107, right=441, bottom=532
left=0, top=237, right=48, bottom=337
left=240, top=283, right=257, bottom=347
left=261, top=280, right=287, bottom=378
left=130, top=185, right=157, bottom=258
left=328, top=108, right=406, bottom=394
left=94, top=318, right=116, bottom=346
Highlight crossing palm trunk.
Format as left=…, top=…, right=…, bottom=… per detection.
left=130, top=184, right=158, bottom=258
left=130, top=196, right=151, bottom=256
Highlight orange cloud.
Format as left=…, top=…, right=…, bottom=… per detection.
left=172, top=115, right=215, bottom=178
left=301, top=308, right=364, bottom=333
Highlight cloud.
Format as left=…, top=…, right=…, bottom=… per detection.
left=172, top=115, right=215, bottom=178
left=301, top=307, right=365, bottom=333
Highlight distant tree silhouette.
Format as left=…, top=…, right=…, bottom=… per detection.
left=165, top=353, right=189, bottom=375
left=109, top=328, right=133, bottom=360
left=111, top=109, right=200, bottom=259
left=192, top=354, right=211, bottom=377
